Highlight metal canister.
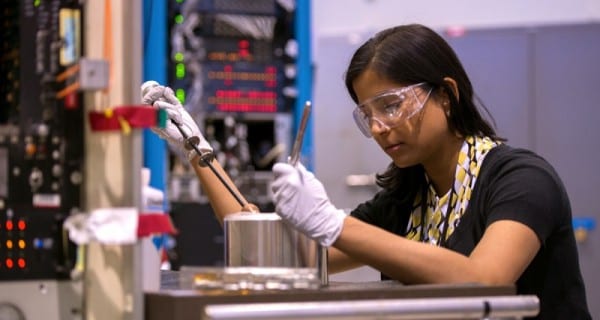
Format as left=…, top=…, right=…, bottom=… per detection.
left=223, top=212, right=328, bottom=286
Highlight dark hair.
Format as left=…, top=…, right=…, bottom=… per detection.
left=344, top=24, right=504, bottom=201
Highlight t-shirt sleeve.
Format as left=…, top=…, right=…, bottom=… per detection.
left=349, top=190, right=412, bottom=235
left=350, top=190, right=386, bottom=227
left=485, top=157, right=568, bottom=244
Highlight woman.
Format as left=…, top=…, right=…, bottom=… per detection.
left=271, top=24, right=590, bottom=319
left=142, top=24, right=590, bottom=319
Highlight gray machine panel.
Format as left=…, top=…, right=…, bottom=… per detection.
left=446, top=27, right=532, bottom=149
left=0, top=280, right=83, bottom=320
left=533, top=23, right=600, bottom=319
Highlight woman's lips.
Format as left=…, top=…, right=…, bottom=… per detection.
left=385, top=142, right=405, bottom=153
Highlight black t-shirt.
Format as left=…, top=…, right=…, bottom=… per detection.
left=350, top=144, right=591, bottom=319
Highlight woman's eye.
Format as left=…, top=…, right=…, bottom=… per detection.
left=383, top=102, right=401, bottom=115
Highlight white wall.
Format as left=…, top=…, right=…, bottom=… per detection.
left=313, top=0, right=600, bottom=37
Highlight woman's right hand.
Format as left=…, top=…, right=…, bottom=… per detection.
left=141, top=81, right=213, bottom=160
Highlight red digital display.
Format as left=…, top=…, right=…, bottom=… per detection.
left=238, top=39, right=250, bottom=59
left=208, top=65, right=277, bottom=86
left=209, top=89, right=277, bottom=112
left=205, top=39, right=265, bottom=62
left=205, top=63, right=279, bottom=112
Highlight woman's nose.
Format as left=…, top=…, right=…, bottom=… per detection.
left=370, top=117, right=390, bottom=135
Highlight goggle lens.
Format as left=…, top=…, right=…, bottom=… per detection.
left=352, top=83, right=431, bottom=137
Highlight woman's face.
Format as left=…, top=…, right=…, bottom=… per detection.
left=352, top=69, right=452, bottom=168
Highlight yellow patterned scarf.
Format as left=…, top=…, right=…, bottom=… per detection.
left=405, top=136, right=500, bottom=246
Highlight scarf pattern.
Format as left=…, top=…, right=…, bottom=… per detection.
left=405, top=136, right=500, bottom=245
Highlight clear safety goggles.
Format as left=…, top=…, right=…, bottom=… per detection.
left=352, top=82, right=433, bottom=138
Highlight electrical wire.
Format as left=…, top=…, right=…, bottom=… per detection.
left=216, top=14, right=276, bottom=40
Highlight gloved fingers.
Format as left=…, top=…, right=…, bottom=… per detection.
left=154, top=101, right=183, bottom=123
left=151, top=127, right=179, bottom=145
left=271, top=162, right=300, bottom=193
left=197, top=139, right=214, bottom=154
left=179, top=121, right=196, bottom=138
left=141, top=80, right=159, bottom=95
left=153, top=100, right=180, bottom=115
left=179, top=113, right=205, bottom=144
left=162, top=87, right=183, bottom=106
left=150, top=126, right=169, bottom=140
left=180, top=108, right=200, bottom=130
left=141, top=85, right=165, bottom=105
left=295, top=162, right=317, bottom=181
left=271, top=175, right=304, bottom=215
left=273, top=162, right=316, bottom=190
left=271, top=177, right=294, bottom=201
left=272, top=162, right=297, bottom=178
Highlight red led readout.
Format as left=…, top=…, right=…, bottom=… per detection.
left=223, top=65, right=233, bottom=86
left=208, top=65, right=277, bottom=86
left=5, top=258, right=14, bottom=269
left=265, top=66, right=276, bottom=88
left=238, top=40, right=250, bottom=58
left=18, top=258, right=26, bottom=269
left=18, top=220, right=26, bottom=230
left=5, top=220, right=13, bottom=231
left=211, top=90, right=277, bottom=112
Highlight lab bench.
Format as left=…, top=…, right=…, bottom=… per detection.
left=145, top=272, right=538, bottom=320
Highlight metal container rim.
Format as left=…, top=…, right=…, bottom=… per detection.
left=224, top=212, right=281, bottom=222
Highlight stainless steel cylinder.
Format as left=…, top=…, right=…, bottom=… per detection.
left=223, top=212, right=328, bottom=286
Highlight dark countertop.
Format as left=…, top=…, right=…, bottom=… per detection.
left=146, top=272, right=515, bottom=320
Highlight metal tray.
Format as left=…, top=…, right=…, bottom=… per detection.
left=178, top=266, right=321, bottom=291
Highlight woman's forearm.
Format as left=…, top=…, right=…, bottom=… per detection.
left=332, top=216, right=538, bottom=285
left=189, top=156, right=254, bottom=225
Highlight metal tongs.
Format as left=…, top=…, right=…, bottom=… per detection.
left=288, top=101, right=312, bottom=167
left=142, top=80, right=249, bottom=209
left=171, top=119, right=248, bottom=207
left=173, top=100, right=311, bottom=209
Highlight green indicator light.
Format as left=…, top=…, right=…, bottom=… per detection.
left=176, top=89, right=186, bottom=104
left=34, top=0, right=41, bottom=7
left=175, top=63, right=185, bottom=79
left=175, top=14, right=184, bottom=24
left=174, top=52, right=184, bottom=62
left=176, top=0, right=184, bottom=3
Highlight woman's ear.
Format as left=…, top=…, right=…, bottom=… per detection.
left=443, top=77, right=459, bottom=103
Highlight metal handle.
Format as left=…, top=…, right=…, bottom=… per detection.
left=288, top=101, right=311, bottom=166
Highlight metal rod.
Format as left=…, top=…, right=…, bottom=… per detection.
left=171, top=119, right=246, bottom=207
left=203, top=295, right=540, bottom=319
left=288, top=101, right=311, bottom=166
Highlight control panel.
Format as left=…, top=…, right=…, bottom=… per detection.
left=168, top=0, right=296, bottom=114
left=166, top=0, right=297, bottom=207
left=0, top=0, right=84, bottom=281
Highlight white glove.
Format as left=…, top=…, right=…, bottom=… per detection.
left=141, top=81, right=212, bottom=160
left=271, top=162, right=347, bottom=247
